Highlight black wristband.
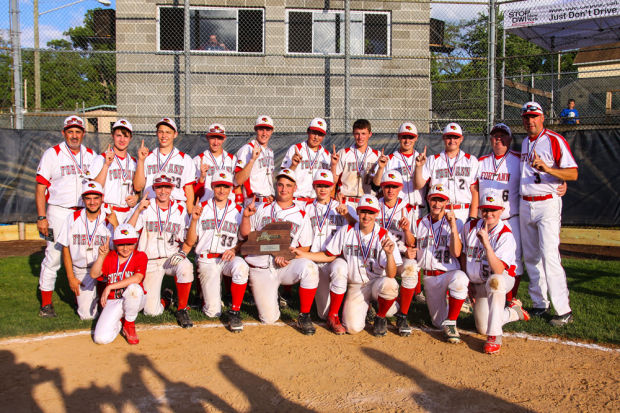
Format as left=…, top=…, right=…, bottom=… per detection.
left=37, top=216, right=47, bottom=221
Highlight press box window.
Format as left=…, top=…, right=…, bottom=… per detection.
left=287, top=10, right=389, bottom=56
left=159, top=7, right=264, bottom=53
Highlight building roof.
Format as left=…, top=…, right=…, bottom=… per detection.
left=574, top=42, right=620, bottom=65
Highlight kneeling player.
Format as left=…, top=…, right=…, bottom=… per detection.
left=184, top=170, right=249, bottom=332
left=127, top=174, right=194, bottom=328
left=415, top=184, right=469, bottom=343
left=460, top=189, right=530, bottom=354
left=91, top=224, right=147, bottom=345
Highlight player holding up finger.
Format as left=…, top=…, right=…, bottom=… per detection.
left=460, top=189, right=530, bottom=354
left=184, top=170, right=249, bottom=332
left=90, top=119, right=139, bottom=223
left=127, top=174, right=195, bottom=328
left=91, top=224, right=147, bottom=345
left=415, top=184, right=469, bottom=343
left=56, top=181, right=114, bottom=320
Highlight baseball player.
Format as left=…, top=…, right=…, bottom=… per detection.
left=193, top=123, right=238, bottom=204
left=90, top=223, right=147, bottom=345
left=90, top=119, right=139, bottom=223
left=415, top=184, right=468, bottom=343
left=460, top=189, right=530, bottom=354
left=36, top=115, right=97, bottom=317
left=294, top=195, right=401, bottom=337
left=519, top=101, right=578, bottom=326
left=240, top=168, right=319, bottom=335
left=280, top=118, right=332, bottom=206
left=127, top=174, right=195, bottom=328
left=133, top=117, right=196, bottom=212
left=331, top=119, right=380, bottom=208
left=184, top=170, right=249, bottom=332
left=56, top=181, right=114, bottom=320
left=235, top=115, right=276, bottom=207
left=414, top=122, right=479, bottom=224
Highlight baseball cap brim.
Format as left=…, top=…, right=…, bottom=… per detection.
left=398, top=131, right=418, bottom=137
left=313, top=179, right=333, bottom=186
left=82, top=190, right=103, bottom=197
left=480, top=205, right=503, bottom=210
left=156, top=120, right=177, bottom=132
left=522, top=111, right=543, bottom=116
left=114, top=238, right=138, bottom=245
left=276, top=174, right=295, bottom=182
left=381, top=181, right=403, bottom=187
left=206, top=132, right=226, bottom=138
left=64, top=124, right=85, bottom=131
left=428, top=193, right=450, bottom=201
left=153, top=182, right=175, bottom=188
left=308, top=126, right=326, bottom=135
left=443, top=132, right=462, bottom=137
left=211, top=180, right=233, bottom=187
left=357, top=206, right=379, bottom=213
left=255, top=124, right=274, bottom=130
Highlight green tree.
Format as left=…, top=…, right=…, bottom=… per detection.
left=0, top=35, right=12, bottom=112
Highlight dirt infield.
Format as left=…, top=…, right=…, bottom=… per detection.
left=0, top=323, right=617, bottom=412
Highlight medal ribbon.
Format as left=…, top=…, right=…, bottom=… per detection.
left=476, top=221, right=500, bottom=261
left=213, top=199, right=230, bottom=234
left=444, top=152, right=460, bottom=180
left=398, top=152, right=415, bottom=176
left=527, top=129, right=545, bottom=162
left=304, top=143, right=321, bottom=173
left=156, top=148, right=175, bottom=174
left=381, top=199, right=401, bottom=231
left=157, top=204, right=172, bottom=238
left=116, top=252, right=134, bottom=282
left=114, top=155, right=130, bottom=182
left=492, top=152, right=508, bottom=178
left=313, top=199, right=333, bottom=234
left=83, top=212, right=100, bottom=249
left=65, top=143, right=85, bottom=176
left=207, top=150, right=225, bottom=171
left=353, top=146, right=369, bottom=175
left=428, top=215, right=445, bottom=252
left=355, top=225, right=376, bottom=267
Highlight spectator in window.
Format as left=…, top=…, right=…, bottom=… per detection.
left=560, top=99, right=580, bottom=125
left=202, top=34, right=227, bottom=51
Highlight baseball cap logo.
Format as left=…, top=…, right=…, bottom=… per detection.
left=237, top=160, right=243, bottom=164
left=317, top=121, right=323, bottom=126
left=283, top=169, right=290, bottom=173
left=219, top=173, right=226, bottom=178
left=262, top=117, right=268, bottom=122
left=366, top=198, right=373, bottom=204
left=436, top=185, right=444, bottom=192
left=320, top=172, right=328, bottom=178
left=120, top=120, right=127, bottom=125
left=450, top=125, right=457, bottom=130
left=88, top=183, right=96, bottom=188
left=163, top=118, right=171, bottom=123
left=486, top=196, right=495, bottom=202
left=120, top=229, right=128, bottom=235
left=69, top=117, right=82, bottom=125
left=388, top=173, right=396, bottom=179
left=406, top=125, right=412, bottom=130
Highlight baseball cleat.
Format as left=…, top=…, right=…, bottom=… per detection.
left=175, top=308, right=194, bottom=328
left=483, top=335, right=501, bottom=354
left=549, top=311, right=573, bottom=326
left=395, top=312, right=412, bottom=337
left=366, top=303, right=377, bottom=325
left=161, top=288, right=175, bottom=310
left=122, top=321, right=139, bottom=345
left=297, top=312, right=316, bottom=335
left=326, top=314, right=346, bottom=335
left=509, top=299, right=530, bottom=321
left=530, top=307, right=549, bottom=317
left=460, top=297, right=473, bottom=314
left=443, top=324, right=461, bottom=344
left=38, top=304, right=57, bottom=318
left=373, top=316, right=388, bottom=337
left=414, top=292, right=426, bottom=304
left=228, top=310, right=243, bottom=333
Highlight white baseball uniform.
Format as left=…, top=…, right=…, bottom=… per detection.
left=93, top=250, right=148, bottom=344
left=245, top=202, right=319, bottom=324
left=89, top=153, right=137, bottom=223
left=415, top=214, right=468, bottom=328
left=194, top=199, right=248, bottom=317
left=36, top=142, right=97, bottom=294
left=193, top=150, right=237, bottom=203
left=477, top=150, right=523, bottom=275
left=56, top=208, right=113, bottom=320
left=335, top=146, right=380, bottom=207
left=141, top=148, right=196, bottom=201
left=461, top=218, right=520, bottom=336
left=519, top=128, right=578, bottom=315
left=281, top=142, right=331, bottom=199
left=235, top=140, right=275, bottom=204
left=386, top=150, right=426, bottom=220
left=325, top=223, right=402, bottom=334
left=421, top=150, right=479, bottom=222
left=132, top=199, right=193, bottom=316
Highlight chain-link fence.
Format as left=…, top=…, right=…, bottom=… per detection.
left=3, top=0, right=620, bottom=134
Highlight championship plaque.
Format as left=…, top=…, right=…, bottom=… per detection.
left=240, top=222, right=295, bottom=260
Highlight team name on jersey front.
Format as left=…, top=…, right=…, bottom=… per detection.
left=433, top=166, right=471, bottom=179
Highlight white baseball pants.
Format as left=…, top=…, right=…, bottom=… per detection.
left=342, top=277, right=399, bottom=334
left=143, top=257, right=194, bottom=316
left=39, top=204, right=73, bottom=292
left=423, top=269, right=469, bottom=328
left=70, top=266, right=99, bottom=320
left=93, top=283, right=146, bottom=344
left=197, top=257, right=249, bottom=317
left=471, top=273, right=519, bottom=336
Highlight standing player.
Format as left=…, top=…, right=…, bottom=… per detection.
left=90, top=223, right=147, bottom=345
left=184, top=170, right=249, bottom=332
left=193, top=123, right=238, bottom=204
left=415, top=184, right=468, bottom=343
left=240, top=168, right=319, bottom=335
left=235, top=116, right=276, bottom=207
left=294, top=195, right=401, bottom=337
left=127, top=174, right=195, bottom=328
left=281, top=117, right=332, bottom=206
left=133, top=117, right=196, bottom=212
left=460, top=189, right=530, bottom=354
left=414, top=122, right=479, bottom=224
left=519, top=101, right=578, bottom=326
left=57, top=181, right=114, bottom=320
left=331, top=119, right=380, bottom=208
left=36, top=115, right=97, bottom=317
left=90, top=119, right=139, bottom=223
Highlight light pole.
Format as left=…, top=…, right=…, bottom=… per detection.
left=33, top=0, right=111, bottom=112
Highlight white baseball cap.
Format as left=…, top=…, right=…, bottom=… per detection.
left=427, top=184, right=450, bottom=201
left=480, top=189, right=504, bottom=210
left=255, top=115, right=274, bottom=130
left=381, top=170, right=404, bottom=187
left=521, top=101, right=544, bottom=116
left=276, top=168, right=296, bottom=183
left=112, top=118, right=133, bottom=133
left=398, top=122, right=418, bottom=137
left=308, top=117, right=327, bottom=135
left=442, top=122, right=463, bottom=138
left=152, top=173, right=175, bottom=188
left=490, top=123, right=512, bottom=137
left=356, top=195, right=380, bottom=213
left=313, top=169, right=334, bottom=186
left=211, top=169, right=234, bottom=187
left=206, top=123, right=226, bottom=138
left=64, top=115, right=85, bottom=131
left=156, top=117, right=178, bottom=132
left=114, top=223, right=139, bottom=245
left=81, top=180, right=104, bottom=197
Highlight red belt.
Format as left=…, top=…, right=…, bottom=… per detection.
left=294, top=197, right=314, bottom=202
left=112, top=206, right=131, bottom=212
left=424, top=270, right=445, bottom=276
left=522, top=194, right=552, bottom=202
left=202, top=253, right=222, bottom=259
left=69, top=206, right=82, bottom=210
left=254, top=196, right=271, bottom=203
left=447, top=203, right=470, bottom=210
left=343, top=196, right=361, bottom=203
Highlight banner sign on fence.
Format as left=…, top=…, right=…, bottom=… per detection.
left=503, top=0, right=620, bottom=29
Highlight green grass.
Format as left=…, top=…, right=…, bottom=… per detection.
left=1, top=252, right=618, bottom=344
